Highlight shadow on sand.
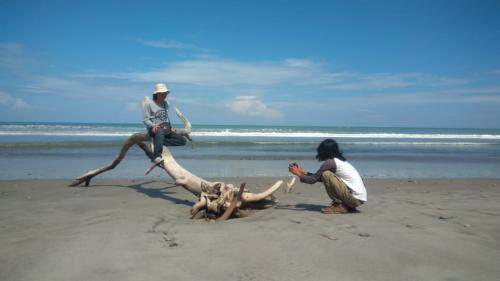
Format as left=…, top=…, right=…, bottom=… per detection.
left=275, top=203, right=324, bottom=212
left=88, top=180, right=194, bottom=207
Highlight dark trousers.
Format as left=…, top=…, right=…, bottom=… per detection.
left=148, top=128, right=187, bottom=158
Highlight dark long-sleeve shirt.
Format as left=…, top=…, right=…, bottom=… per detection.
left=299, top=159, right=337, bottom=184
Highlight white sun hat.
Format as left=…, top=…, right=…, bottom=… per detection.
left=153, top=83, right=170, bottom=94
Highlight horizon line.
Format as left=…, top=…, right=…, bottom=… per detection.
left=0, top=121, right=499, bottom=131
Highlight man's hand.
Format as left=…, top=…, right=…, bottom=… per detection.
left=152, top=125, right=175, bottom=134
left=288, top=162, right=306, bottom=176
left=152, top=124, right=161, bottom=133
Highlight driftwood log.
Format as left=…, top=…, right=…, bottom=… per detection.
left=70, top=97, right=295, bottom=220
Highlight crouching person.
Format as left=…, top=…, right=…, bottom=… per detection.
left=288, top=139, right=367, bottom=214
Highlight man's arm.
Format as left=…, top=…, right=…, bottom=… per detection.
left=142, top=100, right=155, bottom=128
left=292, top=159, right=337, bottom=184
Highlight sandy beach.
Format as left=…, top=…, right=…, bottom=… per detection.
left=1, top=177, right=499, bottom=281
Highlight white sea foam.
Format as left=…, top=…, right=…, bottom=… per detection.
left=1, top=130, right=500, bottom=140
left=1, top=123, right=500, bottom=140
left=0, top=131, right=133, bottom=137
left=191, top=131, right=500, bottom=140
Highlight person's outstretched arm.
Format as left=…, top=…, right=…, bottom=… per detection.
left=289, top=160, right=336, bottom=184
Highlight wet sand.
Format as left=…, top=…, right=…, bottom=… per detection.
left=1, top=178, right=499, bottom=281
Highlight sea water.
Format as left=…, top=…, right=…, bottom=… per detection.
left=0, top=122, right=499, bottom=179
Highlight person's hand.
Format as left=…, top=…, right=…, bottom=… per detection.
left=171, top=128, right=177, bottom=134
left=288, top=162, right=306, bottom=176
left=152, top=124, right=161, bottom=133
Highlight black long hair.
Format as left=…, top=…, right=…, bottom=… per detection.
left=315, top=139, right=346, bottom=161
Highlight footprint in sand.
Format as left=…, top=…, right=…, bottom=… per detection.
left=235, top=269, right=270, bottom=281
left=147, top=216, right=167, bottom=233
left=439, top=215, right=456, bottom=220
left=162, top=231, right=178, bottom=247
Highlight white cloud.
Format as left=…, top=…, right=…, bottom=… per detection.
left=13, top=99, right=29, bottom=109
left=138, top=39, right=210, bottom=53
left=323, top=73, right=416, bottom=90
left=323, top=73, right=469, bottom=91
left=271, top=85, right=500, bottom=113
left=78, top=57, right=468, bottom=93
left=225, top=96, right=283, bottom=118
left=3, top=40, right=497, bottom=123
left=168, top=96, right=202, bottom=106
left=322, top=88, right=500, bottom=107
left=403, top=87, right=500, bottom=105
left=122, top=58, right=314, bottom=86
left=0, top=91, right=30, bottom=109
left=125, top=102, right=139, bottom=112
left=76, top=57, right=337, bottom=87
left=25, top=75, right=147, bottom=100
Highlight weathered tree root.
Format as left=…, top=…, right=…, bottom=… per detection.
left=69, top=133, right=153, bottom=187
left=218, top=183, right=245, bottom=221
left=70, top=99, right=297, bottom=220
left=190, top=183, right=249, bottom=221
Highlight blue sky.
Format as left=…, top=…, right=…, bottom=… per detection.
left=0, top=0, right=499, bottom=128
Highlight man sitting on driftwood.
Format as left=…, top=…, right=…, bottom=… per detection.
left=143, top=83, right=187, bottom=167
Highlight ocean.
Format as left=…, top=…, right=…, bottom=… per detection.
left=0, top=122, right=499, bottom=180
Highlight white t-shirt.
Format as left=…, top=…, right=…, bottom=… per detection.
left=333, top=158, right=367, bottom=202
